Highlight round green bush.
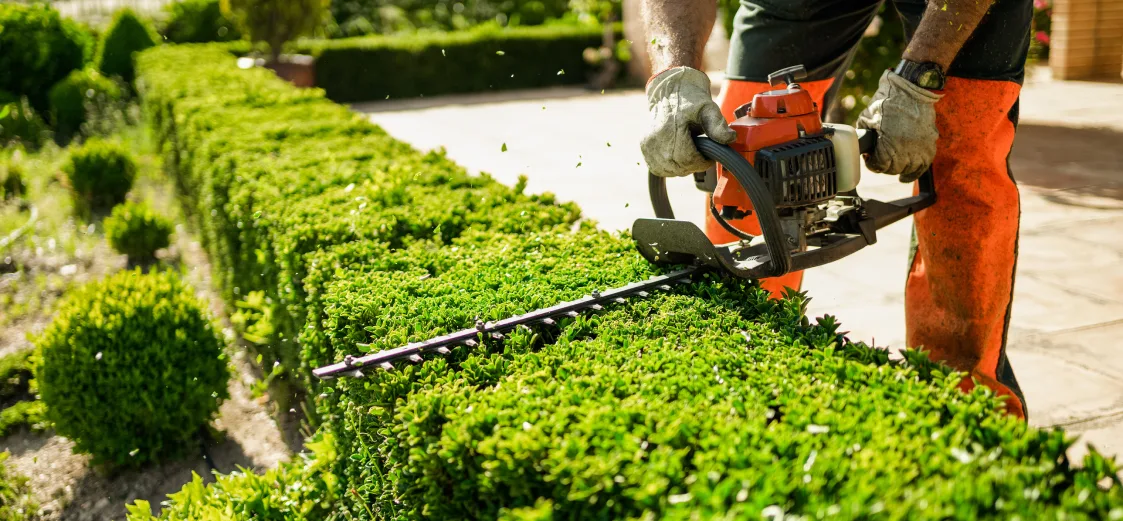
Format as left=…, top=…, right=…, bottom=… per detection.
left=0, top=96, right=50, bottom=150
left=62, top=139, right=137, bottom=215
left=161, top=0, right=241, bottom=43
left=48, top=68, right=125, bottom=144
left=36, top=269, right=230, bottom=467
left=1, top=161, right=27, bottom=200
left=0, top=4, right=94, bottom=112
left=96, top=9, right=158, bottom=87
left=105, top=201, right=174, bottom=263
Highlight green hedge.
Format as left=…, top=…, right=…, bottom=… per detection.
left=136, top=44, right=1123, bottom=519
left=328, top=0, right=571, bottom=36
left=281, top=23, right=614, bottom=103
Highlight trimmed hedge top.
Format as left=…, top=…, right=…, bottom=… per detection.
left=136, top=44, right=1123, bottom=519
left=228, top=22, right=619, bottom=103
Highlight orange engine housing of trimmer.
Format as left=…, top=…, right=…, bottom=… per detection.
left=712, top=84, right=823, bottom=215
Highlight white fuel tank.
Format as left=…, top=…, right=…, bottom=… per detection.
left=823, top=123, right=861, bottom=193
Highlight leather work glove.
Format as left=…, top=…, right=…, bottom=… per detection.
left=641, top=67, right=737, bottom=178
left=856, top=70, right=943, bottom=182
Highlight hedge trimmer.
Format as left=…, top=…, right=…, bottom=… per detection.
left=313, top=65, right=935, bottom=379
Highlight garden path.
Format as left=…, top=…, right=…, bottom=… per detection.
left=356, top=66, right=1123, bottom=463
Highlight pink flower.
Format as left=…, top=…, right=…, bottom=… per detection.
left=1034, top=0, right=1049, bottom=10
left=1035, top=31, right=1050, bottom=45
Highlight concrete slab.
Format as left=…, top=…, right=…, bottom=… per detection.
left=1008, top=348, right=1123, bottom=427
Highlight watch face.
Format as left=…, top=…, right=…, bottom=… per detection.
left=918, top=69, right=941, bottom=89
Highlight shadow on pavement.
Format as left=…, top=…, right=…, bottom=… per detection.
left=1011, top=123, right=1123, bottom=199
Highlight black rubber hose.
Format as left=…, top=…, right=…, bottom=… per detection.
left=645, top=137, right=790, bottom=277
left=649, top=172, right=674, bottom=219
left=693, top=137, right=791, bottom=276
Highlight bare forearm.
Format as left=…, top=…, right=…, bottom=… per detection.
left=904, top=0, right=995, bottom=70
left=642, top=0, right=717, bottom=71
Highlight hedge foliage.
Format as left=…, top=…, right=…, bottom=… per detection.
left=63, top=138, right=137, bottom=216
left=35, top=269, right=230, bottom=467
left=291, top=23, right=615, bottom=102
left=161, top=0, right=242, bottom=43
left=137, top=43, right=1123, bottom=519
left=104, top=200, right=175, bottom=263
left=96, top=9, right=158, bottom=88
left=0, top=3, right=93, bottom=112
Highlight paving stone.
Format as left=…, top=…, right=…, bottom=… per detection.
left=1007, top=349, right=1123, bottom=428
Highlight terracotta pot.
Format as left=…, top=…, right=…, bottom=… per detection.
left=266, top=55, right=316, bottom=88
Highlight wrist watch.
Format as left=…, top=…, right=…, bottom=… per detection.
left=894, top=59, right=946, bottom=90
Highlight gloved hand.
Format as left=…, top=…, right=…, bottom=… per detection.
left=641, top=67, right=737, bottom=178
left=856, top=70, right=943, bottom=182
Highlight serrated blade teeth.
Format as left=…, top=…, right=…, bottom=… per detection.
left=658, top=284, right=671, bottom=291
left=590, top=304, right=603, bottom=311
left=564, top=311, right=579, bottom=318
left=408, top=354, right=423, bottom=363
left=436, top=346, right=451, bottom=354
left=490, top=332, right=504, bottom=340
left=636, top=291, right=649, bottom=298
left=542, top=318, right=556, bottom=326
left=614, top=297, right=626, bottom=304
left=379, top=362, right=394, bottom=371
left=464, top=339, right=478, bottom=348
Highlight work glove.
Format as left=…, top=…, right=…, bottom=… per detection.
left=856, top=70, right=943, bottom=182
left=641, top=66, right=737, bottom=178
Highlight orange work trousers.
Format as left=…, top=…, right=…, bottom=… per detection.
left=710, top=77, right=1027, bottom=419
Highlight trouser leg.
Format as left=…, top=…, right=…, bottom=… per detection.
left=893, top=0, right=1033, bottom=418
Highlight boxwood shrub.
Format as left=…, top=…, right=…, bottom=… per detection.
left=0, top=96, right=50, bottom=150
left=48, top=67, right=125, bottom=144
left=35, top=269, right=230, bottom=467
left=136, top=44, right=1123, bottom=518
left=62, top=138, right=137, bottom=216
left=104, top=200, right=175, bottom=263
left=0, top=3, right=93, bottom=112
left=96, top=9, right=158, bottom=88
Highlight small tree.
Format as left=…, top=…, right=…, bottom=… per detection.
left=221, top=0, right=329, bottom=65
left=96, top=9, right=158, bottom=88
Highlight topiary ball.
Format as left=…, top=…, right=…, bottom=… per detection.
left=0, top=3, right=94, bottom=113
left=96, top=9, right=157, bottom=87
left=36, top=269, right=230, bottom=467
left=62, top=139, right=136, bottom=216
left=104, top=201, right=174, bottom=264
left=0, top=96, right=51, bottom=150
left=48, top=68, right=124, bottom=144
left=1, top=161, right=27, bottom=200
